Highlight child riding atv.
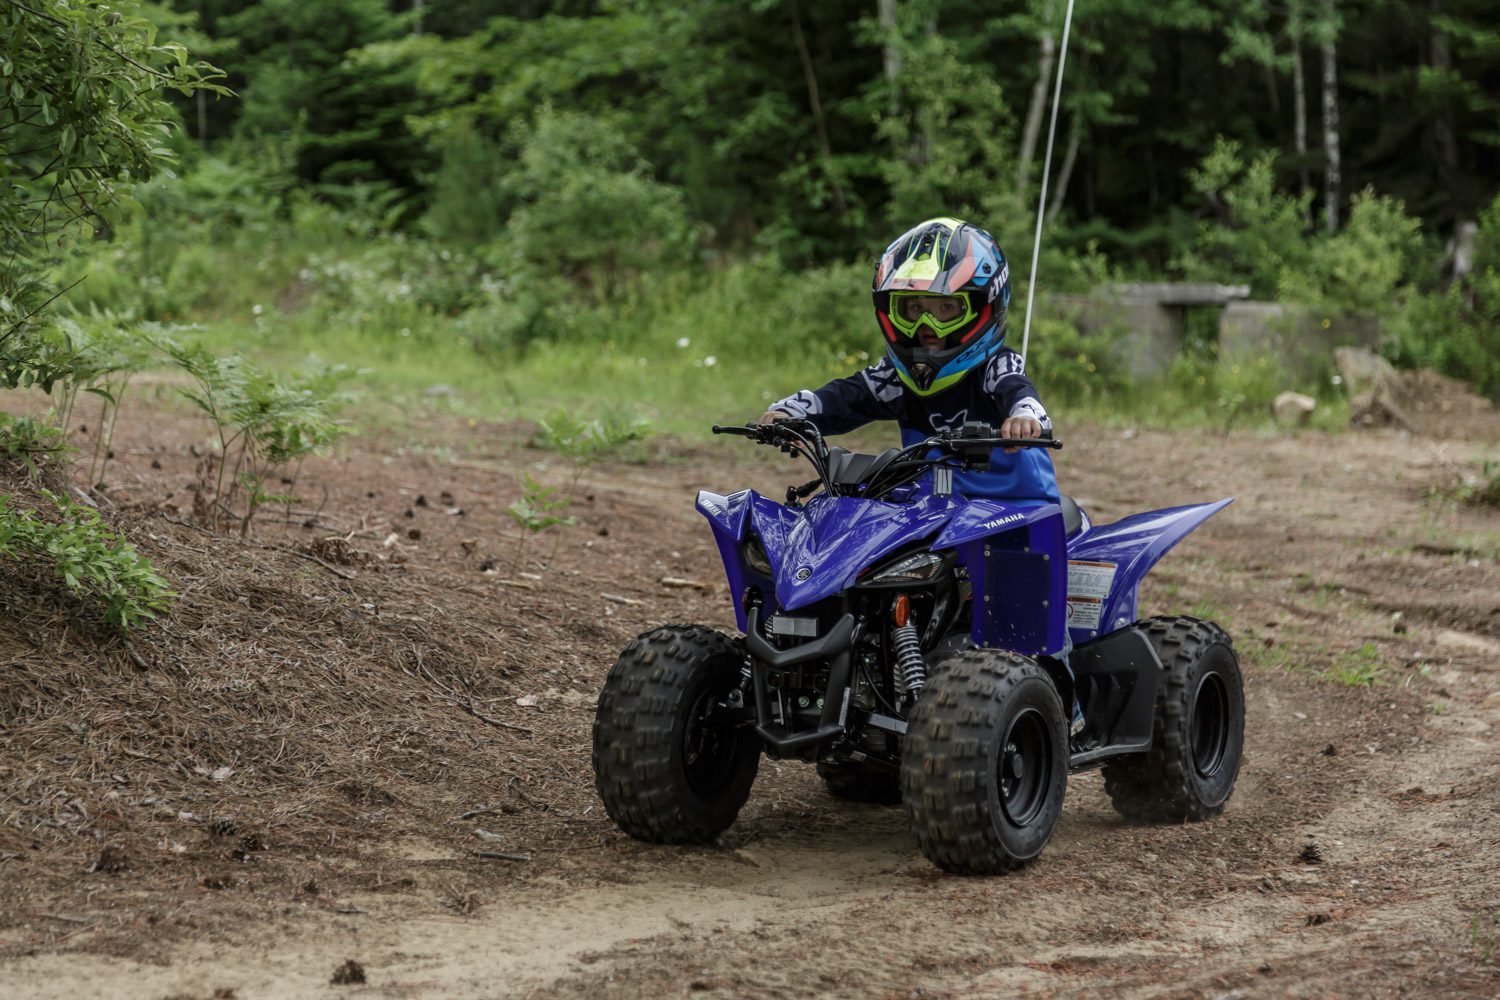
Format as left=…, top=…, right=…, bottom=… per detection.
left=761, top=217, right=1056, bottom=505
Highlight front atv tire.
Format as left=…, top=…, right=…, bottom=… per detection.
left=1101, top=616, right=1245, bottom=823
left=901, top=650, right=1068, bottom=874
left=817, top=759, right=902, bottom=806
left=592, top=625, right=759, bottom=843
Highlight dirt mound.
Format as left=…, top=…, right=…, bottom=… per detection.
left=0, top=419, right=659, bottom=937
left=1337, top=346, right=1498, bottom=437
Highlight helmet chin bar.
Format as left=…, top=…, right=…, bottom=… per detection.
left=904, top=344, right=964, bottom=392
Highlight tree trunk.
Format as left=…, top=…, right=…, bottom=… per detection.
left=788, top=0, right=849, bottom=218
left=1016, top=0, right=1058, bottom=199
left=1045, top=115, right=1081, bottom=224
left=1320, top=0, right=1341, bottom=233
left=1290, top=0, right=1311, bottom=227
left=1430, top=0, right=1458, bottom=189
left=877, top=0, right=900, bottom=92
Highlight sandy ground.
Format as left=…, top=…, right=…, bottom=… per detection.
left=1, top=390, right=1498, bottom=999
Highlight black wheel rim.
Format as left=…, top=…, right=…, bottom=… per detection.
left=683, top=686, right=739, bottom=796
left=1191, top=671, right=1230, bottom=779
left=998, top=706, right=1053, bottom=827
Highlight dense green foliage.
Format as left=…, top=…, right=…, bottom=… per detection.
left=7, top=0, right=1500, bottom=450
left=0, top=489, right=174, bottom=630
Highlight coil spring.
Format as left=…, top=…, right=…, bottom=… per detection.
left=892, top=622, right=926, bottom=699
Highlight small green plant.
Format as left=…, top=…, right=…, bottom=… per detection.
left=0, top=492, right=174, bottom=632
left=0, top=415, right=69, bottom=479
left=1323, top=642, right=1391, bottom=688
left=166, top=342, right=350, bottom=535
left=1474, top=910, right=1497, bottom=965
left=533, top=410, right=651, bottom=494
left=1451, top=460, right=1500, bottom=508
left=1188, top=597, right=1226, bottom=622
left=1253, top=641, right=1298, bottom=673
left=505, top=474, right=575, bottom=571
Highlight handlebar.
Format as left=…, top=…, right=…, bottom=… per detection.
left=713, top=420, right=1062, bottom=451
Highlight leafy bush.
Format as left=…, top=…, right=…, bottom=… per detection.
left=1284, top=191, right=1425, bottom=314
left=0, top=415, right=69, bottom=479
left=1177, top=139, right=1314, bottom=298
left=1390, top=194, right=1500, bottom=398
left=534, top=410, right=652, bottom=493
left=0, top=492, right=174, bottom=632
left=1178, top=141, right=1425, bottom=317
left=1022, top=314, right=1129, bottom=409
left=504, top=111, right=696, bottom=290
left=424, top=124, right=512, bottom=246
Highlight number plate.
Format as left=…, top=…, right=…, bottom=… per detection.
left=767, top=615, right=818, bottom=638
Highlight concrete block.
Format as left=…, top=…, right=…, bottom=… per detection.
left=1218, top=302, right=1381, bottom=378
left=1049, top=292, right=1183, bottom=379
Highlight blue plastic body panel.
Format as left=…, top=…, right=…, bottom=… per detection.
left=1062, top=499, right=1234, bottom=642
left=698, top=483, right=1232, bottom=652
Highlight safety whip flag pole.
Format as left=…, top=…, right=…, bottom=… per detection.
left=1019, top=0, right=1079, bottom=367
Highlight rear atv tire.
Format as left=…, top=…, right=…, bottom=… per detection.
left=817, top=759, right=902, bottom=806
left=901, top=650, right=1068, bottom=874
left=1101, top=616, right=1244, bottom=823
left=592, top=625, right=759, bottom=843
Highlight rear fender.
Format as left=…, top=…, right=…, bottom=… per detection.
left=1064, top=498, right=1233, bottom=641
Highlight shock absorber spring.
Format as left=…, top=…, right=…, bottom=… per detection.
left=892, top=622, right=926, bottom=700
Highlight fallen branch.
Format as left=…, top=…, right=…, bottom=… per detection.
left=403, top=646, right=533, bottom=736
left=36, top=912, right=92, bottom=925
left=472, top=850, right=530, bottom=862
left=261, top=542, right=358, bottom=581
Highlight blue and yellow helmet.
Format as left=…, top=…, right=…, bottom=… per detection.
left=872, top=218, right=1011, bottom=396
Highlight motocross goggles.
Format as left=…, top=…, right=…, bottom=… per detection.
left=886, top=292, right=977, bottom=339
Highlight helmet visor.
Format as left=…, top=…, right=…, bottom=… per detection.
left=887, top=292, right=976, bottom=338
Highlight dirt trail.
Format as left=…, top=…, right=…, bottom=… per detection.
left=1, top=402, right=1498, bottom=998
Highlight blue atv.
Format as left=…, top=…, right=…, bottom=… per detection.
left=592, top=419, right=1245, bottom=874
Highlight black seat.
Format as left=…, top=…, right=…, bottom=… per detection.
left=1060, top=494, right=1083, bottom=537
left=827, top=448, right=904, bottom=489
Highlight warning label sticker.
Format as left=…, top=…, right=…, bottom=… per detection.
left=1066, top=597, right=1103, bottom=630
left=1067, top=560, right=1116, bottom=631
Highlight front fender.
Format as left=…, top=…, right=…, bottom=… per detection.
left=1065, top=498, right=1233, bottom=640
left=697, top=489, right=754, bottom=629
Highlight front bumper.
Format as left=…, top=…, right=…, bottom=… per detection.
left=742, top=606, right=857, bottom=754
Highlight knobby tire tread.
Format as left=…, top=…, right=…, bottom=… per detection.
left=592, top=625, right=758, bottom=844
left=901, top=649, right=1066, bottom=875
left=1100, top=615, right=1241, bottom=823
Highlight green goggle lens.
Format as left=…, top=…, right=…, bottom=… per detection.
left=888, top=293, right=974, bottom=337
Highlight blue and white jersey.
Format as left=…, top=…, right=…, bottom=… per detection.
left=769, top=348, right=1058, bottom=502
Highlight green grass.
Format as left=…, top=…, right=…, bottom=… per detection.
left=1322, top=641, right=1392, bottom=688
left=51, top=220, right=1363, bottom=441
left=1475, top=911, right=1498, bottom=965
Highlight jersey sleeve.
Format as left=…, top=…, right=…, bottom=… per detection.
left=768, top=359, right=905, bottom=436
left=983, top=349, right=1052, bottom=430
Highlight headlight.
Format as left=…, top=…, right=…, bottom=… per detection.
left=741, top=534, right=772, bottom=575
left=863, top=551, right=949, bottom=585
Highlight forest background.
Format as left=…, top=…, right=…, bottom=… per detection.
left=3, top=0, right=1499, bottom=455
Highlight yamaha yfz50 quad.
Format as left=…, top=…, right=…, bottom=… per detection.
left=591, top=419, right=1245, bottom=874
